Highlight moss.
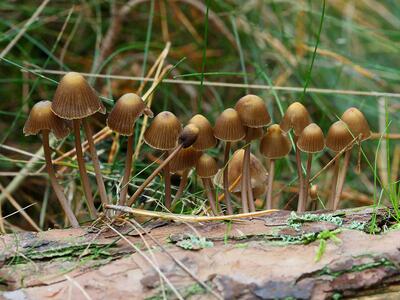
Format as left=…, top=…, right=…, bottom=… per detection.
left=287, top=212, right=343, bottom=231
left=146, top=283, right=206, bottom=300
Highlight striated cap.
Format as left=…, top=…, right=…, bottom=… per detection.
left=245, top=127, right=263, bottom=141
left=24, top=100, right=70, bottom=139
left=326, top=121, right=353, bottom=152
left=51, top=72, right=105, bottom=120
left=234, top=94, right=271, bottom=128
left=170, top=146, right=201, bottom=173
left=260, top=124, right=291, bottom=159
left=144, top=111, right=182, bottom=150
left=107, top=93, right=153, bottom=136
left=297, top=123, right=325, bottom=153
left=280, top=102, right=311, bottom=136
left=214, top=108, right=245, bottom=142
left=341, top=107, right=371, bottom=141
left=188, top=114, right=217, bottom=150
left=196, top=153, right=219, bottom=178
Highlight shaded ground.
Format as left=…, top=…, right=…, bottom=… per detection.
left=1, top=207, right=400, bottom=299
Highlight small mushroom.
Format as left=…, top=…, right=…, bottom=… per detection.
left=325, top=120, right=353, bottom=210
left=280, top=102, right=311, bottom=213
left=196, top=153, right=219, bottom=215
left=235, top=95, right=271, bottom=212
left=297, top=123, right=325, bottom=212
left=260, top=124, right=291, bottom=209
left=214, top=108, right=245, bottom=214
left=24, top=101, right=79, bottom=228
left=107, top=93, right=153, bottom=205
left=333, top=108, right=371, bottom=210
left=127, top=121, right=199, bottom=209
left=51, top=72, right=107, bottom=217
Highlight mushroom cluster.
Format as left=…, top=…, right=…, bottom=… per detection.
left=24, top=72, right=371, bottom=226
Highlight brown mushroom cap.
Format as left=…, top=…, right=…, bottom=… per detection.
left=178, top=124, right=200, bottom=148
left=341, top=107, right=371, bottom=141
left=51, top=72, right=105, bottom=120
left=196, top=153, right=219, bottom=178
left=170, top=146, right=201, bottom=173
left=297, top=123, right=325, bottom=153
left=188, top=114, right=217, bottom=150
left=260, top=124, right=292, bottom=159
left=245, top=127, right=264, bottom=141
left=144, top=111, right=182, bottom=150
left=280, top=102, right=311, bottom=136
left=24, top=100, right=70, bottom=139
left=107, top=93, right=153, bottom=136
left=234, top=94, right=271, bottom=128
left=213, top=108, right=245, bottom=142
left=326, top=121, right=353, bottom=152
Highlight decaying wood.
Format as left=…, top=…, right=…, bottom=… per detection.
left=1, top=206, right=400, bottom=299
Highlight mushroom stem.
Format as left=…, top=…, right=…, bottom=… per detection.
left=328, top=157, right=340, bottom=210
left=333, top=149, right=351, bottom=210
left=246, top=141, right=256, bottom=212
left=83, top=119, right=108, bottom=207
left=127, top=144, right=183, bottom=206
left=265, top=159, right=275, bottom=210
left=72, top=119, right=97, bottom=218
left=241, top=143, right=249, bottom=213
left=303, top=153, right=313, bottom=212
left=42, top=130, right=79, bottom=228
left=203, top=178, right=218, bottom=215
left=119, top=135, right=134, bottom=206
left=174, top=168, right=189, bottom=202
left=223, top=142, right=234, bottom=215
left=295, top=137, right=305, bottom=213
left=164, top=153, right=172, bottom=210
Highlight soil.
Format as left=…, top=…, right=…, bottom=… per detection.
left=1, top=207, right=400, bottom=299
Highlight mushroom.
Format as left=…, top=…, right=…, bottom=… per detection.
left=297, top=123, right=325, bottom=212
left=51, top=72, right=107, bottom=217
left=280, top=102, right=311, bottom=212
left=333, top=108, right=371, bottom=210
left=196, top=153, right=219, bottom=215
left=106, top=93, right=153, bottom=205
left=127, top=120, right=199, bottom=208
left=214, top=108, right=245, bottom=214
left=235, top=95, right=271, bottom=212
left=172, top=114, right=216, bottom=202
left=23, top=101, right=79, bottom=228
left=325, top=120, right=353, bottom=210
left=259, top=124, right=291, bottom=209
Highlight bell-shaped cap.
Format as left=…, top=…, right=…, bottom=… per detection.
left=196, top=153, right=218, bottom=178
left=260, top=124, right=291, bottom=159
left=297, top=123, right=325, bottom=153
left=234, top=94, right=271, bottom=128
left=215, top=149, right=268, bottom=193
left=24, top=100, right=70, bottom=139
left=326, top=121, right=353, bottom=152
left=341, top=107, right=371, bottom=141
left=280, top=102, right=311, bottom=136
left=245, top=127, right=263, bottom=141
left=51, top=72, right=105, bottom=120
left=170, top=146, right=201, bottom=173
left=214, top=108, right=245, bottom=142
left=144, top=111, right=182, bottom=150
left=188, top=114, right=216, bottom=150
left=107, top=93, right=153, bottom=136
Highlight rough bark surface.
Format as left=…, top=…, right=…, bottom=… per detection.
left=1, top=207, right=400, bottom=299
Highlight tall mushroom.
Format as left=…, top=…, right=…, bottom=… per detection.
left=297, top=123, right=325, bottom=212
left=280, top=102, right=311, bottom=212
left=325, top=121, right=353, bottom=210
left=196, top=153, right=219, bottom=215
left=51, top=72, right=107, bottom=217
left=259, top=124, right=291, bottom=209
left=106, top=93, right=153, bottom=205
left=333, top=108, right=371, bottom=210
left=127, top=121, right=199, bottom=208
left=214, top=108, right=245, bottom=214
left=23, top=101, right=79, bottom=228
left=235, top=95, right=271, bottom=212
